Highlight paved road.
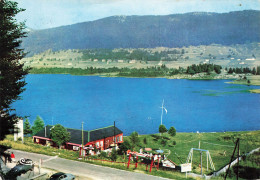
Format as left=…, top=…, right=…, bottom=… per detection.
left=12, top=150, right=169, bottom=180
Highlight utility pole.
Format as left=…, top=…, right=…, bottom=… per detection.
left=82, top=121, right=84, bottom=157
left=114, top=121, right=116, bottom=150
left=224, top=138, right=240, bottom=180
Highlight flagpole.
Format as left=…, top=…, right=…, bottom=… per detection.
left=161, top=99, right=164, bottom=125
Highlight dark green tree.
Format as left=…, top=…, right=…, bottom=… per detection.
left=257, top=66, right=260, bottom=75
left=159, top=124, right=168, bottom=135
left=23, top=118, right=32, bottom=135
left=0, top=0, right=29, bottom=141
left=31, top=116, right=45, bottom=135
left=129, top=131, right=140, bottom=150
left=118, top=140, right=131, bottom=155
left=252, top=67, right=256, bottom=75
left=168, top=126, right=176, bottom=137
left=50, top=124, right=70, bottom=149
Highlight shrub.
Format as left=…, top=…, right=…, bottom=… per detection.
left=161, top=139, right=167, bottom=146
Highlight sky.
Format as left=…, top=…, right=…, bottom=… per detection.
left=16, top=0, right=260, bottom=30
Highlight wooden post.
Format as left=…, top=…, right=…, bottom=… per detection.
left=135, top=156, right=138, bottom=169
left=149, top=156, right=154, bottom=172
left=127, top=153, right=131, bottom=169
left=207, top=151, right=208, bottom=171
left=200, top=151, right=203, bottom=175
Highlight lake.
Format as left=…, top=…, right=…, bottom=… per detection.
left=12, top=74, right=260, bottom=135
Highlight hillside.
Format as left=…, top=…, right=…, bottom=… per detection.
left=22, top=10, right=260, bottom=56
left=22, top=43, right=260, bottom=70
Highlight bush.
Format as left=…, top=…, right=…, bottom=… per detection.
left=168, top=126, right=176, bottom=137
left=143, top=137, right=147, bottom=144
left=110, top=148, right=117, bottom=161
left=161, top=139, right=167, bottom=146
left=172, top=141, right=176, bottom=145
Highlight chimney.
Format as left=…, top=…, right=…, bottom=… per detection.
left=45, top=126, right=47, bottom=137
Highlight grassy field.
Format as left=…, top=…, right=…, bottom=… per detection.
left=1, top=131, right=259, bottom=179
left=124, top=131, right=260, bottom=175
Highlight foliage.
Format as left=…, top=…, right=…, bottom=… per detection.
left=143, top=137, right=147, bottom=144
left=110, top=148, right=117, bottom=161
left=98, top=151, right=107, bottom=159
left=159, top=124, right=168, bottom=134
left=31, top=116, right=45, bottom=135
left=118, top=140, right=131, bottom=155
left=161, top=139, right=167, bottom=146
left=129, top=131, right=140, bottom=150
left=23, top=118, right=32, bottom=135
left=186, top=64, right=222, bottom=75
left=168, top=126, right=176, bottom=137
left=0, top=0, right=30, bottom=140
left=50, top=124, right=70, bottom=148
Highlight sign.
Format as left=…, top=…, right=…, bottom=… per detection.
left=181, top=163, right=191, bottom=172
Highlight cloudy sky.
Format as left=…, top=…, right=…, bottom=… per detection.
left=16, top=0, right=260, bottom=30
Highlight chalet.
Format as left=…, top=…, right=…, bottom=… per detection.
left=33, top=125, right=123, bottom=151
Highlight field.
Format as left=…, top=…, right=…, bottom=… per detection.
left=1, top=131, right=259, bottom=179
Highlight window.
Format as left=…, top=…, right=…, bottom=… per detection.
left=100, top=141, right=103, bottom=147
left=117, top=136, right=119, bottom=142
left=73, top=146, right=79, bottom=150
left=96, top=142, right=99, bottom=148
left=120, top=136, right=122, bottom=142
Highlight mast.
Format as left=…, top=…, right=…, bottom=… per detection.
left=160, top=99, right=164, bottom=125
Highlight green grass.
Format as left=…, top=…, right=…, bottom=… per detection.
left=124, top=131, right=260, bottom=175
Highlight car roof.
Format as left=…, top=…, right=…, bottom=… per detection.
left=51, top=172, right=65, bottom=177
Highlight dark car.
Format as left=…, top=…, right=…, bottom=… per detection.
left=5, top=158, right=34, bottom=179
left=49, top=172, right=75, bottom=180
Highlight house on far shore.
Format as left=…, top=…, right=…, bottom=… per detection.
left=33, top=125, right=123, bottom=151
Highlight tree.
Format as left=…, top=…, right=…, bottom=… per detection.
left=0, top=0, right=29, bottom=141
left=129, top=131, right=140, bottom=150
left=31, top=116, right=45, bottom=135
left=50, top=124, right=70, bottom=149
left=24, top=118, right=32, bottom=135
left=159, top=124, right=168, bottom=135
left=168, top=126, right=176, bottom=137
left=118, top=140, right=131, bottom=155
left=252, top=67, right=256, bottom=75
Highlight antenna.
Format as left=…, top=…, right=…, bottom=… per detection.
left=52, top=117, right=54, bottom=126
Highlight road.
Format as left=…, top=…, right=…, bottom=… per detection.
left=12, top=150, right=169, bottom=180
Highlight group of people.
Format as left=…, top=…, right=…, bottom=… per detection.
left=1, top=151, right=15, bottom=164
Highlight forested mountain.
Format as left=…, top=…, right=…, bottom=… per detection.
left=22, top=10, right=260, bottom=56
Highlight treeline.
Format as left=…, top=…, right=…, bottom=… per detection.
left=30, top=64, right=260, bottom=77
left=81, top=49, right=185, bottom=61
left=186, top=64, right=222, bottom=75
left=227, top=66, right=260, bottom=75
left=30, top=66, right=180, bottom=77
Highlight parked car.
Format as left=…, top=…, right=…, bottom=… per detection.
left=49, top=172, right=75, bottom=180
left=5, top=158, right=34, bottom=179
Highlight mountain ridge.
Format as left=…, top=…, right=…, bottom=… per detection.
left=22, top=10, right=260, bottom=56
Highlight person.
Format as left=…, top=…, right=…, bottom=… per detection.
left=11, top=152, right=15, bottom=162
left=7, top=151, right=11, bottom=163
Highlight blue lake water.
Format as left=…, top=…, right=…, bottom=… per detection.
left=12, top=74, right=260, bottom=135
